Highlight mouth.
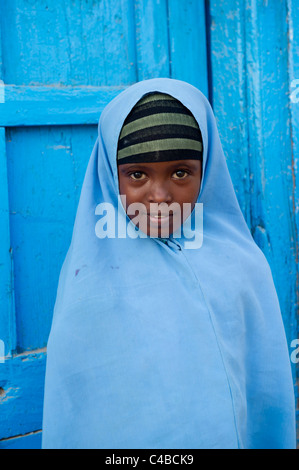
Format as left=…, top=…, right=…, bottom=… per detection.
left=146, top=212, right=174, bottom=226
left=147, top=213, right=173, bottom=218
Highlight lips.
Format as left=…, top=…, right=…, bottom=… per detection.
left=145, top=212, right=174, bottom=226
left=147, top=213, right=173, bottom=218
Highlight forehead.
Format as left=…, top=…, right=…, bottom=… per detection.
left=118, top=159, right=201, bottom=173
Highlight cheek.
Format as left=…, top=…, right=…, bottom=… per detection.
left=176, top=182, right=201, bottom=206
left=190, top=177, right=202, bottom=204
left=118, top=177, right=132, bottom=203
left=174, top=182, right=201, bottom=224
left=118, top=179, right=131, bottom=214
left=118, top=181, right=146, bottom=211
left=118, top=175, right=126, bottom=196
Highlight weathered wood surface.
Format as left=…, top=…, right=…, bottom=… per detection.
left=0, top=85, right=126, bottom=126
left=0, top=0, right=297, bottom=447
left=209, top=0, right=298, bottom=443
left=209, top=0, right=298, bottom=370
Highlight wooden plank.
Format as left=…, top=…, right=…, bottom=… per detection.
left=244, top=0, right=297, bottom=346
left=0, top=128, right=16, bottom=357
left=287, top=0, right=299, bottom=295
left=209, top=0, right=297, bottom=348
left=0, top=15, right=3, bottom=104
left=0, top=85, right=126, bottom=127
left=209, top=0, right=251, bottom=225
left=134, top=0, right=170, bottom=80
left=287, top=0, right=299, bottom=443
left=0, top=350, right=46, bottom=439
left=0, top=0, right=137, bottom=86
left=0, top=14, right=16, bottom=356
left=167, top=0, right=209, bottom=96
left=0, top=430, right=42, bottom=449
left=6, top=125, right=98, bottom=351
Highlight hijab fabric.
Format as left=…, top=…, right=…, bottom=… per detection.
left=42, top=78, right=296, bottom=449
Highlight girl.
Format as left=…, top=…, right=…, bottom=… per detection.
left=42, top=78, right=296, bottom=449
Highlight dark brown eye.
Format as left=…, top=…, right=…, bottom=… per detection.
left=173, top=170, right=188, bottom=179
left=130, top=171, right=146, bottom=180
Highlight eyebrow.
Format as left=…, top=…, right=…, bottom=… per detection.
left=118, top=160, right=200, bottom=172
left=162, top=160, right=201, bottom=172
left=168, top=160, right=199, bottom=168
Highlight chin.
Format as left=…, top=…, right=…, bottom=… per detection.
left=146, top=221, right=181, bottom=239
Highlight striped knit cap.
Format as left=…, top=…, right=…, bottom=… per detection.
left=117, top=92, right=203, bottom=165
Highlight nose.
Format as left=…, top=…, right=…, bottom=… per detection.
left=147, top=180, right=172, bottom=204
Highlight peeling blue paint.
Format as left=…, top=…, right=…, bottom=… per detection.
left=0, top=0, right=297, bottom=448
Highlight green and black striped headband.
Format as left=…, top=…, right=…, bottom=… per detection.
left=117, top=92, right=203, bottom=165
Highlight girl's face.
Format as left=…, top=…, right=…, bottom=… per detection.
left=118, top=159, right=202, bottom=238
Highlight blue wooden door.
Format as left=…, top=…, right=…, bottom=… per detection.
left=0, top=0, right=297, bottom=448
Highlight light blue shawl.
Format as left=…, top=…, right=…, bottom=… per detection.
left=42, top=78, right=296, bottom=449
